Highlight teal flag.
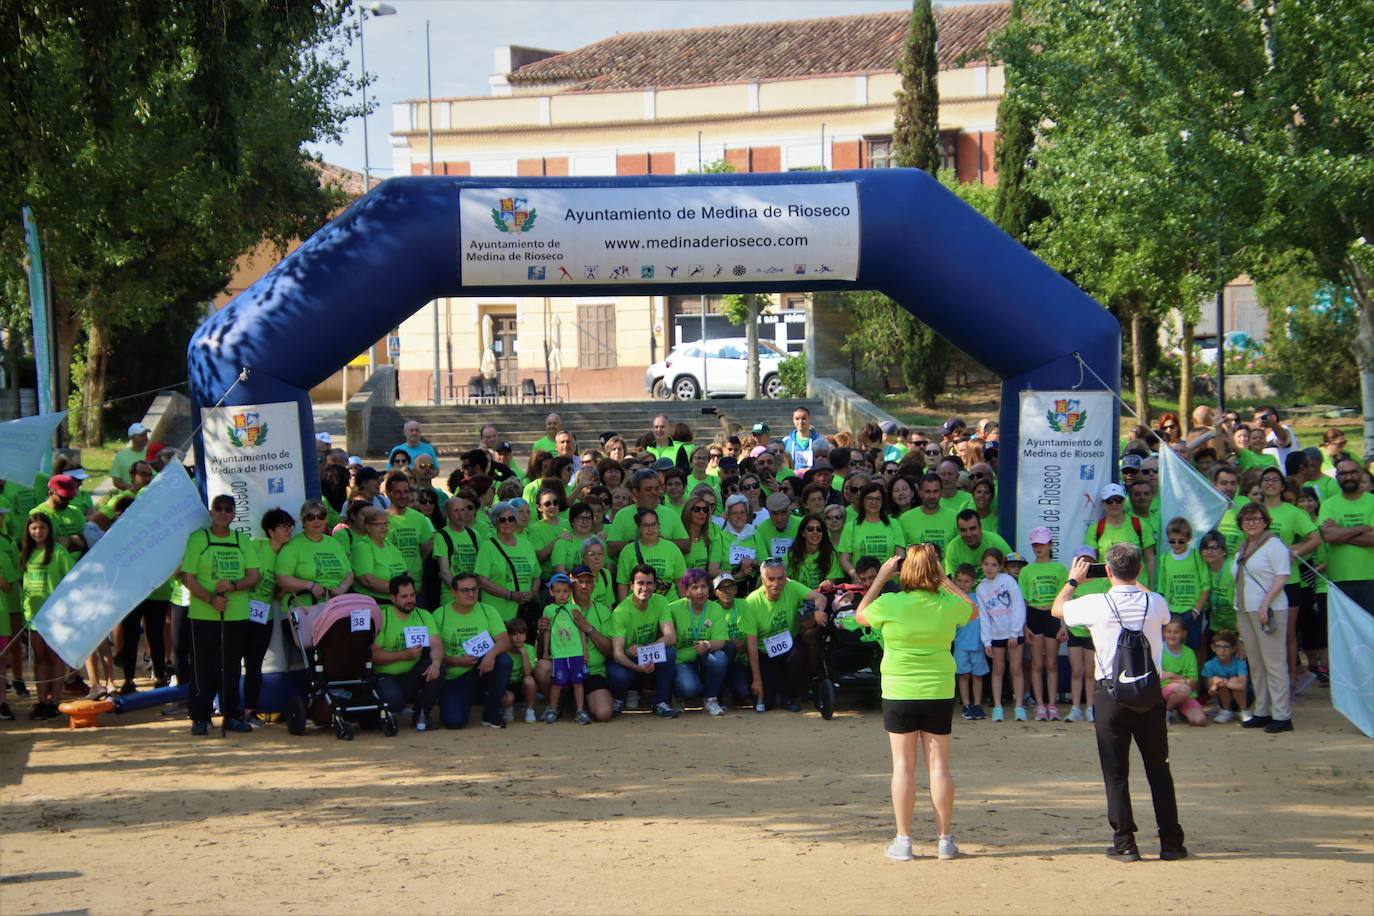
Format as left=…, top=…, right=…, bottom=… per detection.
left=32, top=463, right=210, bottom=668
left=0, top=412, right=67, bottom=481
left=1328, top=584, right=1374, bottom=739
left=1159, top=445, right=1229, bottom=549
left=22, top=207, right=55, bottom=416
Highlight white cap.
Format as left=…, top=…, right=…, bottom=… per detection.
left=315, top=432, right=332, bottom=446
left=128, top=422, right=149, bottom=437
left=347, top=455, right=364, bottom=467
left=1100, top=482, right=1127, bottom=501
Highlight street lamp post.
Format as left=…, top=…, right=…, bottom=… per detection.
left=357, top=1, right=396, bottom=373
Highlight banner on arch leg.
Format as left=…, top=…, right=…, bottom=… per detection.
left=1327, top=584, right=1374, bottom=739
left=1015, top=390, right=1113, bottom=562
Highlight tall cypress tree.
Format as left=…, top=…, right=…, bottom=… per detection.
left=893, top=0, right=940, bottom=171
left=992, top=0, right=1044, bottom=244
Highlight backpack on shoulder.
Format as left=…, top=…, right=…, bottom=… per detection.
left=1104, top=593, right=1163, bottom=712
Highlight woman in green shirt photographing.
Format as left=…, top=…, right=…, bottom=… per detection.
left=855, top=543, right=976, bottom=863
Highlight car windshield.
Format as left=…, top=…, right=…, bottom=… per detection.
left=759, top=340, right=787, bottom=358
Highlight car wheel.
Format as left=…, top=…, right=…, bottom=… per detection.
left=652, top=379, right=672, bottom=400
left=762, top=374, right=783, bottom=398
left=673, top=376, right=701, bottom=400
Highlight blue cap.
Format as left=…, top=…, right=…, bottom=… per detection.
left=547, top=572, right=573, bottom=586
left=570, top=565, right=594, bottom=578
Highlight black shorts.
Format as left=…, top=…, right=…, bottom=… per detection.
left=989, top=637, right=1018, bottom=648
left=1300, top=594, right=1328, bottom=651
left=584, top=673, right=610, bottom=694
left=883, top=697, right=954, bottom=735
left=1025, top=606, right=1059, bottom=638
left=1067, top=632, right=1095, bottom=650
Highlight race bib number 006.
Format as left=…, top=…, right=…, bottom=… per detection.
left=764, top=630, right=793, bottom=658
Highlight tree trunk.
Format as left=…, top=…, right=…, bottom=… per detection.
left=1179, top=316, right=1194, bottom=432
left=1131, top=306, right=1150, bottom=425
left=745, top=305, right=760, bottom=399
left=1345, top=255, right=1374, bottom=462
left=81, top=312, right=112, bottom=447
left=3, top=317, right=20, bottom=418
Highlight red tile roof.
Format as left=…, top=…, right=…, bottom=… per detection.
left=508, top=3, right=1010, bottom=93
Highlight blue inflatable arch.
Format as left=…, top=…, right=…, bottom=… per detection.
left=189, top=169, right=1119, bottom=535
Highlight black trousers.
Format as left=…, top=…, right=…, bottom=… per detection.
left=241, top=618, right=275, bottom=710
left=171, top=604, right=193, bottom=687
left=376, top=656, right=442, bottom=715
left=1093, top=685, right=1185, bottom=851
left=189, top=618, right=247, bottom=723
left=120, top=600, right=168, bottom=683
left=757, top=641, right=809, bottom=708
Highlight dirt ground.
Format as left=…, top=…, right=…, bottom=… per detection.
left=1, top=687, right=1370, bottom=915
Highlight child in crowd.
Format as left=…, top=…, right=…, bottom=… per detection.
left=1297, top=486, right=1328, bottom=687
left=503, top=618, right=539, bottom=723
left=952, top=564, right=987, bottom=720
left=1017, top=530, right=1068, bottom=722
left=540, top=573, right=590, bottom=725
left=1201, top=629, right=1249, bottom=723
left=975, top=548, right=1027, bottom=722
left=1161, top=616, right=1207, bottom=726
left=1065, top=546, right=1107, bottom=722
left=1156, top=518, right=1210, bottom=659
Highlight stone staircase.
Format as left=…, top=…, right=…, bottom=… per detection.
left=363, top=398, right=835, bottom=462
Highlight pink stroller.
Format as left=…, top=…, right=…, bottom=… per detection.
left=285, top=593, right=397, bottom=739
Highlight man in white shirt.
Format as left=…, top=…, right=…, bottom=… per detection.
left=1052, top=542, right=1187, bottom=863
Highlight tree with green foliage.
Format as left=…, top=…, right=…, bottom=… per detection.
left=722, top=293, right=769, bottom=399
left=688, top=159, right=736, bottom=174
left=892, top=0, right=939, bottom=173
left=990, top=0, right=1044, bottom=246
left=0, top=1, right=358, bottom=444
left=1258, top=266, right=1361, bottom=405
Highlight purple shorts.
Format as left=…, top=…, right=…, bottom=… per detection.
left=551, top=656, right=587, bottom=686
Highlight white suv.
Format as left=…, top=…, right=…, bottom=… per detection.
left=646, top=337, right=787, bottom=400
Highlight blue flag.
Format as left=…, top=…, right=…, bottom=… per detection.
left=1158, top=445, right=1230, bottom=550
left=32, top=463, right=210, bottom=669
left=0, top=412, right=67, bottom=482
left=1328, top=584, right=1374, bottom=739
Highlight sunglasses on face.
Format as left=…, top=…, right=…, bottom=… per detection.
left=1104, top=497, right=1125, bottom=504
left=1201, top=543, right=1222, bottom=551
left=924, top=448, right=941, bottom=457
left=742, top=483, right=760, bottom=491
left=417, top=496, right=435, bottom=505
left=1141, top=469, right=1158, bottom=476
left=1212, top=643, right=1233, bottom=650
left=302, top=512, right=326, bottom=522
left=496, top=516, right=516, bottom=523
left=690, top=505, right=710, bottom=513
left=801, top=525, right=823, bottom=533
left=1167, top=537, right=1188, bottom=545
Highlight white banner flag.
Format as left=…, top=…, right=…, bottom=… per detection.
left=32, top=463, right=211, bottom=669
left=1159, top=445, right=1230, bottom=549
left=0, top=412, right=67, bottom=481
left=1015, top=391, right=1114, bottom=562
left=459, top=184, right=860, bottom=287
left=1327, top=584, right=1374, bottom=739
left=200, top=401, right=306, bottom=537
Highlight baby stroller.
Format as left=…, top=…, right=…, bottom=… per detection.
left=813, top=583, right=883, bottom=720
left=285, top=593, right=397, bottom=740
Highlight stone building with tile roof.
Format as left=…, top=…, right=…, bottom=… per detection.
left=387, top=3, right=1010, bottom=403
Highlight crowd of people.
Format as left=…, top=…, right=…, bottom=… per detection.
left=0, top=404, right=1369, bottom=748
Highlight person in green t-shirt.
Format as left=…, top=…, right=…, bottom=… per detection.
left=179, top=494, right=261, bottom=735
left=668, top=568, right=729, bottom=716
left=899, top=474, right=959, bottom=554
left=241, top=507, right=296, bottom=725
left=1317, top=459, right=1374, bottom=608
left=371, top=574, right=443, bottom=732
left=713, top=572, right=752, bottom=704
left=605, top=469, right=691, bottom=558
left=29, top=474, right=89, bottom=558
left=753, top=492, right=802, bottom=563
left=1083, top=482, right=1156, bottom=583
left=1156, top=518, right=1211, bottom=656
left=432, top=490, right=483, bottom=595
left=538, top=573, right=592, bottom=725
left=382, top=472, right=435, bottom=586
left=615, top=509, right=686, bottom=600
left=19, top=513, right=76, bottom=718
left=475, top=502, right=542, bottom=624
left=351, top=507, right=409, bottom=605
left=739, top=558, right=824, bottom=712
left=433, top=571, right=512, bottom=729
left=504, top=617, right=541, bottom=723
left=276, top=500, right=355, bottom=610
left=608, top=565, right=681, bottom=717
left=1198, top=531, right=1236, bottom=632
left=561, top=565, right=616, bottom=722
left=838, top=482, right=905, bottom=579
left=854, top=544, right=977, bottom=861
left=942, top=511, right=1012, bottom=583
left=109, top=423, right=150, bottom=490
left=1161, top=617, right=1207, bottom=726
left=1020, top=531, right=1069, bottom=720
left=530, top=412, right=562, bottom=461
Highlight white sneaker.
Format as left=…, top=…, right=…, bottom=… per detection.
left=704, top=697, right=724, bottom=717
left=625, top=690, right=640, bottom=711
left=524, top=708, right=536, bottom=724
left=1086, top=705, right=1095, bottom=723
left=502, top=707, right=515, bottom=723
left=1240, top=709, right=1255, bottom=724
left=1215, top=709, right=1235, bottom=724
left=1065, top=706, right=1083, bottom=722
left=938, top=835, right=959, bottom=860
left=885, top=835, right=913, bottom=862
